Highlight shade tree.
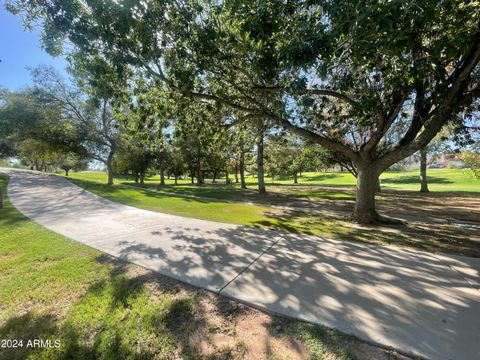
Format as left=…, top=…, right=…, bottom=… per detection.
left=70, top=55, right=130, bottom=185
left=55, top=152, right=88, bottom=176
left=118, top=83, right=173, bottom=186
left=0, top=88, right=59, bottom=158
left=30, top=64, right=124, bottom=185
left=264, top=134, right=331, bottom=183
left=113, top=141, right=156, bottom=183
left=230, top=124, right=256, bottom=189
left=0, top=87, right=89, bottom=172
left=170, top=98, right=230, bottom=185
left=17, top=139, right=55, bottom=171
left=165, top=140, right=186, bottom=185
left=8, top=0, right=480, bottom=223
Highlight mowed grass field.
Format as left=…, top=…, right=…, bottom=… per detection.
left=62, top=169, right=480, bottom=207
left=2, top=174, right=402, bottom=360
left=68, top=168, right=480, bottom=193
left=262, top=169, right=479, bottom=191
left=63, top=169, right=480, bottom=257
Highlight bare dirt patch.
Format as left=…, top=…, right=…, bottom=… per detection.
left=265, top=185, right=480, bottom=224
left=111, top=257, right=411, bottom=360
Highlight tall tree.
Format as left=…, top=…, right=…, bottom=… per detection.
left=230, top=124, right=256, bottom=189
left=172, top=98, right=228, bottom=186
left=419, top=148, right=429, bottom=193
left=71, top=56, right=129, bottom=185
left=0, top=87, right=89, bottom=168
left=9, top=0, right=480, bottom=223
left=119, top=84, right=171, bottom=186
left=30, top=64, right=123, bottom=185
left=114, top=141, right=155, bottom=183
left=166, top=140, right=186, bottom=185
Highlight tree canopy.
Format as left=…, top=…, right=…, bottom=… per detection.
left=6, top=0, right=480, bottom=222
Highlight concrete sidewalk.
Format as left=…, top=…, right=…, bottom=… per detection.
left=2, top=169, right=479, bottom=360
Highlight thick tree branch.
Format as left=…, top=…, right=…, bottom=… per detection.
left=374, top=32, right=480, bottom=170
left=363, top=90, right=407, bottom=153
left=268, top=113, right=359, bottom=161
left=188, top=91, right=257, bottom=112
left=145, top=63, right=258, bottom=113
left=399, top=85, right=429, bottom=146
left=225, top=113, right=266, bottom=128
left=253, top=86, right=359, bottom=107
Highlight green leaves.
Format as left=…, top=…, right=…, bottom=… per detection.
left=6, top=0, right=480, bottom=177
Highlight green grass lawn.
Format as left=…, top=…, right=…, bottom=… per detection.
left=1, top=175, right=404, bottom=360
left=67, top=168, right=480, bottom=195
left=70, top=178, right=271, bottom=224
left=380, top=168, right=480, bottom=192
left=245, top=168, right=480, bottom=192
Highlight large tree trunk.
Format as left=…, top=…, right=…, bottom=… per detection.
left=159, top=156, right=166, bottom=186
left=212, top=170, right=217, bottom=183
left=65, top=169, right=69, bottom=177
left=106, top=147, right=115, bottom=185
left=234, top=164, right=239, bottom=183
left=239, top=154, right=247, bottom=190
left=225, top=168, right=230, bottom=184
left=174, top=175, right=178, bottom=185
left=257, top=133, right=266, bottom=194
left=196, top=163, right=204, bottom=185
left=420, top=148, right=429, bottom=193
left=293, top=172, right=298, bottom=184
left=353, top=166, right=380, bottom=224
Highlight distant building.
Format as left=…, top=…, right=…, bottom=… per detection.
left=430, top=152, right=465, bottom=168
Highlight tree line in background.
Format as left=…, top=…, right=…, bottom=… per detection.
left=1, top=0, right=480, bottom=223
left=0, top=72, right=338, bottom=185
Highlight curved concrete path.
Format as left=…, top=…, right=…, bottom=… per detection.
left=2, top=168, right=480, bottom=360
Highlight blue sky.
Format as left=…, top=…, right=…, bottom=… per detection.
left=0, top=4, right=69, bottom=91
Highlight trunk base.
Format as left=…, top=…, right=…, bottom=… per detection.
left=352, top=211, right=405, bottom=225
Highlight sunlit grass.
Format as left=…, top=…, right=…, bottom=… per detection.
left=67, top=168, right=480, bottom=195
left=69, top=178, right=271, bottom=225
left=245, top=168, right=480, bottom=192
left=67, top=175, right=480, bottom=257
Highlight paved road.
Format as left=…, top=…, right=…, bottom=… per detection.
left=2, top=169, right=480, bottom=360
